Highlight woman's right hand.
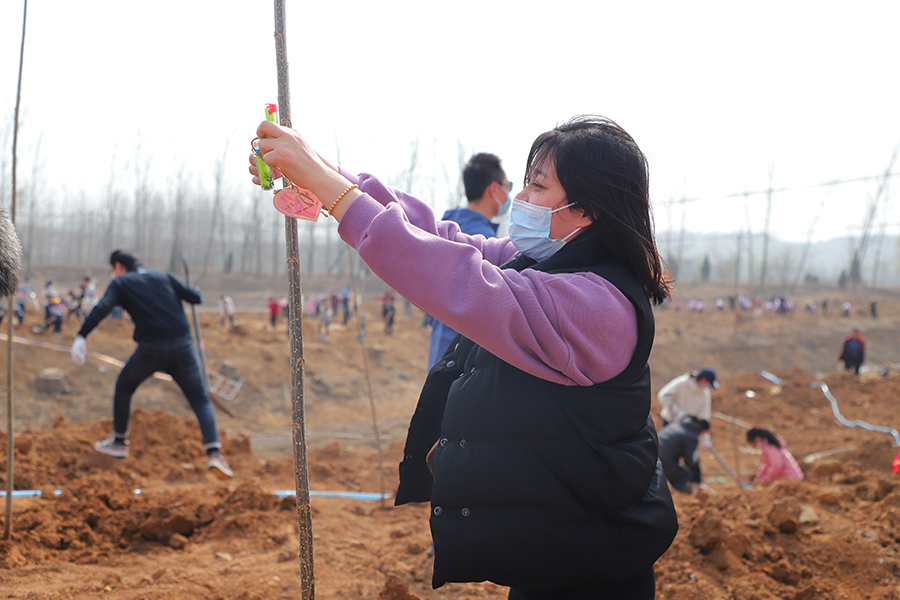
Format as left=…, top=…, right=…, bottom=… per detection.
left=248, top=149, right=283, bottom=187
left=248, top=121, right=360, bottom=221
left=249, top=121, right=331, bottom=189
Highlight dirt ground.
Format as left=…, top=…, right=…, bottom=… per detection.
left=3, top=275, right=900, bottom=599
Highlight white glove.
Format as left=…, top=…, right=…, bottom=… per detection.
left=71, top=335, right=86, bottom=366
left=699, top=433, right=712, bottom=449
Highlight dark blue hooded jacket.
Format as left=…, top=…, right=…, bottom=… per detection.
left=77, top=266, right=200, bottom=344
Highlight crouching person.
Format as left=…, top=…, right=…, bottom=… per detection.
left=658, top=416, right=710, bottom=494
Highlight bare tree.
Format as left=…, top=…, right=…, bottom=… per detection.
left=85, top=209, right=96, bottom=267
left=758, top=168, right=774, bottom=292
left=791, top=190, right=831, bottom=292
left=305, top=219, right=316, bottom=277
left=218, top=189, right=234, bottom=273
left=849, top=147, right=897, bottom=286
left=203, top=147, right=228, bottom=276
left=871, top=210, right=889, bottom=289
left=168, top=166, right=189, bottom=273
left=0, top=120, right=12, bottom=208
left=454, top=140, right=468, bottom=208
left=6, top=0, right=28, bottom=541
left=104, top=166, right=120, bottom=256
left=240, top=190, right=263, bottom=275
left=401, top=138, right=420, bottom=194
left=742, top=193, right=755, bottom=285
left=676, top=199, right=686, bottom=280
left=771, top=246, right=796, bottom=287
left=21, top=137, right=43, bottom=276
left=253, top=191, right=264, bottom=274
left=132, top=141, right=152, bottom=257
left=144, top=190, right=166, bottom=266
left=271, top=210, right=282, bottom=276
left=70, top=191, right=88, bottom=265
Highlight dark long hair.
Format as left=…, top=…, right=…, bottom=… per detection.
left=747, top=427, right=781, bottom=449
left=525, top=115, right=672, bottom=304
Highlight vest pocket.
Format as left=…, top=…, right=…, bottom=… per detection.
left=524, top=448, right=591, bottom=524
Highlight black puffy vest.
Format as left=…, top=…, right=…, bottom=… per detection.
left=396, top=235, right=678, bottom=590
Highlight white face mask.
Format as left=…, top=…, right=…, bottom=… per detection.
left=508, top=199, right=582, bottom=261
left=494, top=192, right=512, bottom=217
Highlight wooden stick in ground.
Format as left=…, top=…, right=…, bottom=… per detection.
left=348, top=251, right=387, bottom=508
left=272, top=2, right=315, bottom=597
left=706, top=440, right=752, bottom=490
left=728, top=230, right=743, bottom=489
left=803, top=445, right=857, bottom=464
left=182, top=257, right=235, bottom=419
left=3, top=243, right=12, bottom=542
left=712, top=411, right=753, bottom=430
left=5, top=0, right=28, bottom=541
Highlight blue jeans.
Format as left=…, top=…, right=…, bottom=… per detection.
left=113, top=336, right=220, bottom=451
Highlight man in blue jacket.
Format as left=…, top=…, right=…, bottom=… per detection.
left=71, top=250, right=232, bottom=477
left=658, top=416, right=710, bottom=494
left=427, top=153, right=511, bottom=369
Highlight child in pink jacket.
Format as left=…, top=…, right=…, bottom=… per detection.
left=747, top=428, right=804, bottom=485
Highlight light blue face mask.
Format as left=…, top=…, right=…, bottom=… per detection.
left=508, top=199, right=582, bottom=261
left=494, top=192, right=512, bottom=217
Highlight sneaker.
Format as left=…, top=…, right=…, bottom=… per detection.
left=94, top=436, right=129, bottom=458
left=207, top=451, right=234, bottom=478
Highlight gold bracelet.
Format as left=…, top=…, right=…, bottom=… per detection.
left=327, top=184, right=359, bottom=216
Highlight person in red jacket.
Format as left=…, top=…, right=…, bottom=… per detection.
left=747, top=428, right=803, bottom=486
left=267, top=297, right=280, bottom=329
left=891, top=449, right=900, bottom=475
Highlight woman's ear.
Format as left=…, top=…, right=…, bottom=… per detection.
left=570, top=206, right=593, bottom=229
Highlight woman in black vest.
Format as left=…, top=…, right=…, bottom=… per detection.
left=251, top=115, right=677, bottom=599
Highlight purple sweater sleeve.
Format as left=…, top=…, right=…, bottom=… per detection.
left=337, top=170, right=638, bottom=386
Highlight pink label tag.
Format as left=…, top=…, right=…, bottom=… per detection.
left=273, top=188, right=322, bottom=221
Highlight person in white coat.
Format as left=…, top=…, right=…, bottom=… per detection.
left=657, top=368, right=717, bottom=427
left=79, top=276, right=98, bottom=320
left=218, top=294, right=236, bottom=328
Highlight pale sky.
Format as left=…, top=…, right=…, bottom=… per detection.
left=2, top=0, right=898, bottom=243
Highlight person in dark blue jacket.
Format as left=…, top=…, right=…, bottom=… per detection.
left=71, top=250, right=232, bottom=477
left=658, top=416, right=710, bottom=494
left=427, top=152, right=511, bottom=368
left=839, top=328, right=865, bottom=375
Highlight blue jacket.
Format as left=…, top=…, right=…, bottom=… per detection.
left=427, top=207, right=499, bottom=369
left=657, top=418, right=705, bottom=492
left=440, top=207, right=499, bottom=239
left=78, top=266, right=200, bottom=344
